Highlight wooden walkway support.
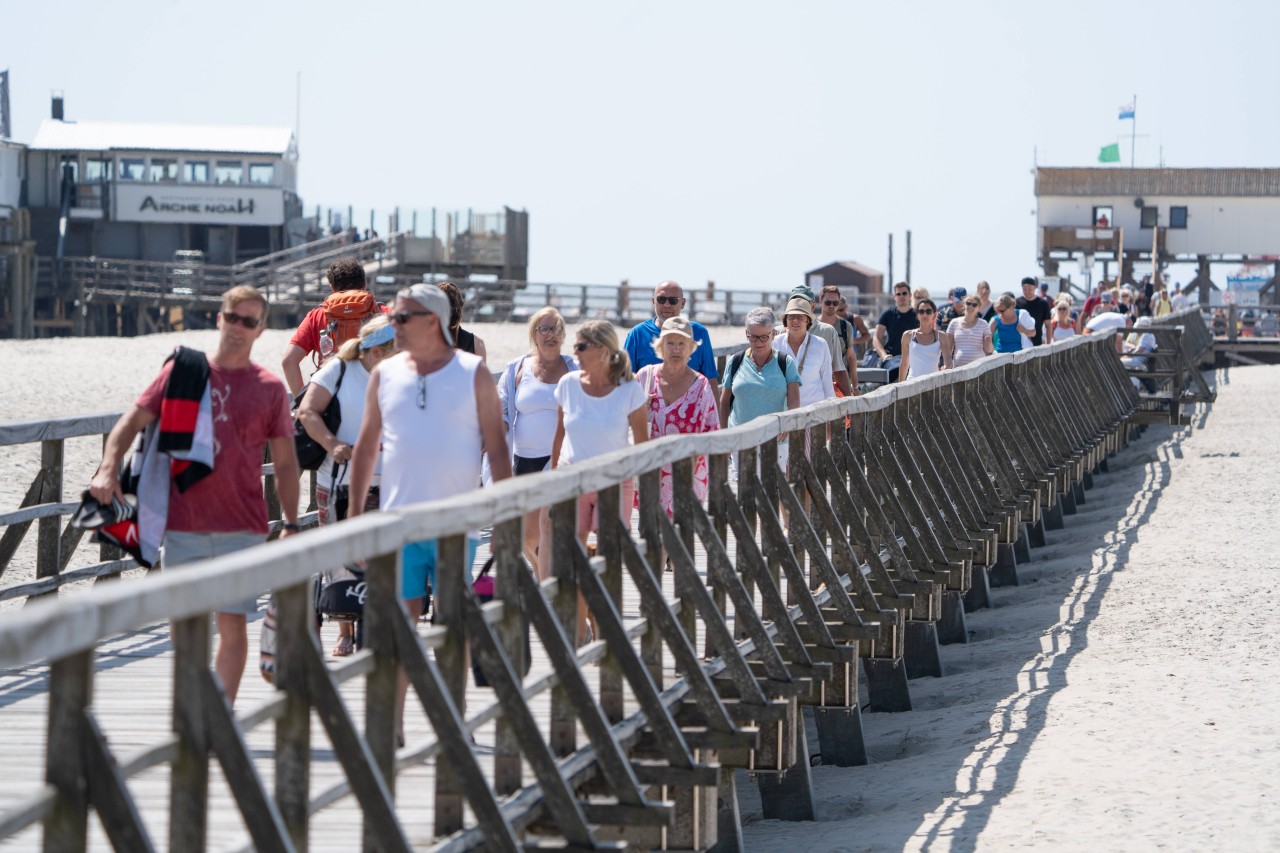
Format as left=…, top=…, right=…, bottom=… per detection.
left=0, top=323, right=1202, bottom=851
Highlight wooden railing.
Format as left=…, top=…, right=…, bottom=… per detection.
left=0, top=328, right=1191, bottom=850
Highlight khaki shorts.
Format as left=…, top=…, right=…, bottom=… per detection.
left=162, top=531, right=264, bottom=616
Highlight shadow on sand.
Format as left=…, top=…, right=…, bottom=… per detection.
left=741, top=379, right=1217, bottom=851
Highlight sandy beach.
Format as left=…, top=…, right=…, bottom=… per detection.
left=741, top=366, right=1280, bottom=850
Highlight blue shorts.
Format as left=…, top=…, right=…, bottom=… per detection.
left=400, top=537, right=479, bottom=601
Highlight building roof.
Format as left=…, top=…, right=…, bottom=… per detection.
left=28, top=119, right=294, bottom=156
left=1036, top=167, right=1280, bottom=198
left=806, top=260, right=883, bottom=278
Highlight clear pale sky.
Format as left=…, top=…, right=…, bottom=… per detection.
left=4, top=0, right=1277, bottom=294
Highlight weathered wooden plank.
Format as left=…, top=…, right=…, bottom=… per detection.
left=82, top=709, right=157, bottom=853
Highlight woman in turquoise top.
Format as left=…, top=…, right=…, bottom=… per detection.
left=719, top=307, right=801, bottom=428
left=989, top=293, right=1035, bottom=353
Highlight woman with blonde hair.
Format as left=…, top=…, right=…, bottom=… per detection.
left=1044, top=297, right=1078, bottom=343
left=947, top=293, right=993, bottom=367
left=989, top=293, right=1036, bottom=352
left=975, top=280, right=996, bottom=321
left=296, top=314, right=396, bottom=656
left=546, top=320, right=649, bottom=642
left=497, top=307, right=575, bottom=574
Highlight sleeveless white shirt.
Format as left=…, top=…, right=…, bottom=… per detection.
left=378, top=350, right=483, bottom=510
left=906, top=333, right=942, bottom=379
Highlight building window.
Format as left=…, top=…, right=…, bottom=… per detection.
left=215, top=160, right=243, bottom=184
left=1140, top=206, right=1158, bottom=228
left=149, top=159, right=179, bottom=182
left=183, top=161, right=209, bottom=183
left=248, top=163, right=275, bottom=185
left=1092, top=205, right=1113, bottom=228
left=1169, top=206, right=1188, bottom=229
left=84, top=159, right=112, bottom=182
left=119, top=158, right=146, bottom=181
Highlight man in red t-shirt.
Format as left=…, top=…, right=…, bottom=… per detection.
left=282, top=257, right=379, bottom=395
left=91, top=286, right=299, bottom=705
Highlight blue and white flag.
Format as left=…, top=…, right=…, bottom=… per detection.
left=1119, top=103, right=1135, bottom=120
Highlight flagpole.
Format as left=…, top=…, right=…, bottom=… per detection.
left=1130, top=93, right=1137, bottom=168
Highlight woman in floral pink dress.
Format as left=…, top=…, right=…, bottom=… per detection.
left=634, top=316, right=720, bottom=516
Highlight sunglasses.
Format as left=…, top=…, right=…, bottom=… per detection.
left=822, top=300, right=840, bottom=307
left=895, top=292, right=910, bottom=298
left=221, top=311, right=261, bottom=329
left=917, top=308, right=936, bottom=315
left=534, top=325, right=562, bottom=336
left=965, top=301, right=980, bottom=307
left=573, top=342, right=594, bottom=353
left=391, top=311, right=431, bottom=325
left=654, top=295, right=682, bottom=306
left=416, top=374, right=427, bottom=410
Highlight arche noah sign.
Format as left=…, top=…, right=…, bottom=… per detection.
left=140, top=195, right=256, bottom=216
left=113, top=183, right=283, bottom=225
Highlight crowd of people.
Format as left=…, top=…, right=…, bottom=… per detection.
left=81, top=258, right=1164, bottom=729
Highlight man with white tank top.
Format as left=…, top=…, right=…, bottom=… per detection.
left=347, top=283, right=511, bottom=743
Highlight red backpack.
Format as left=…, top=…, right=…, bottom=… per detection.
left=314, top=290, right=379, bottom=365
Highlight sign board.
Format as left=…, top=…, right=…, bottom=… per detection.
left=1226, top=266, right=1269, bottom=308
left=113, top=183, right=284, bottom=225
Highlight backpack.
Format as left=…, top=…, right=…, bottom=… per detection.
left=724, top=349, right=792, bottom=390
left=835, top=317, right=853, bottom=355
left=315, top=290, right=379, bottom=365
left=292, top=360, right=346, bottom=470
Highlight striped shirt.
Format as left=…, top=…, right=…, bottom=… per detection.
left=947, top=318, right=992, bottom=368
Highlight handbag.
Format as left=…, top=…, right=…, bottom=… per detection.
left=293, top=360, right=346, bottom=470
left=316, top=565, right=367, bottom=620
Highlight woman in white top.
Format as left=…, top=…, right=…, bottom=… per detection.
left=1044, top=297, right=1078, bottom=343
left=901, top=298, right=954, bottom=379
left=297, top=314, right=396, bottom=656
left=497, top=307, right=574, bottom=575
left=546, top=320, right=648, bottom=642
left=773, top=296, right=833, bottom=408
left=947, top=294, right=993, bottom=368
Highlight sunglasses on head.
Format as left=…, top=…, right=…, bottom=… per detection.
left=655, top=295, right=682, bottom=306
left=221, top=311, right=261, bottom=329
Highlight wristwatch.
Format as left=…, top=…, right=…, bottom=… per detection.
left=282, top=522, right=301, bottom=532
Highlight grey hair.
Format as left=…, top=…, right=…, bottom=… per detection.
left=745, top=307, right=775, bottom=328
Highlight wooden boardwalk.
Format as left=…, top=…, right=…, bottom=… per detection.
left=0, top=529, right=733, bottom=851
left=0, top=311, right=1215, bottom=852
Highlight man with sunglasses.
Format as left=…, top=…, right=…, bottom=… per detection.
left=817, top=284, right=861, bottom=392
left=346, top=283, right=511, bottom=745
left=90, top=285, right=299, bottom=706
left=623, top=280, right=720, bottom=403
left=871, top=281, right=919, bottom=382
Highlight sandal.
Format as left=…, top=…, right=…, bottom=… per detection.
left=332, top=635, right=355, bottom=657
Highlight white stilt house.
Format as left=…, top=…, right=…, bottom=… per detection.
left=1035, top=167, right=1280, bottom=305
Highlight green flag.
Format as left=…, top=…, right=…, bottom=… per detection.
left=1098, top=143, right=1120, bottom=163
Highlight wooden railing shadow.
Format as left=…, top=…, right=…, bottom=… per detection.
left=902, top=418, right=1200, bottom=851
left=0, top=321, right=1208, bottom=852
